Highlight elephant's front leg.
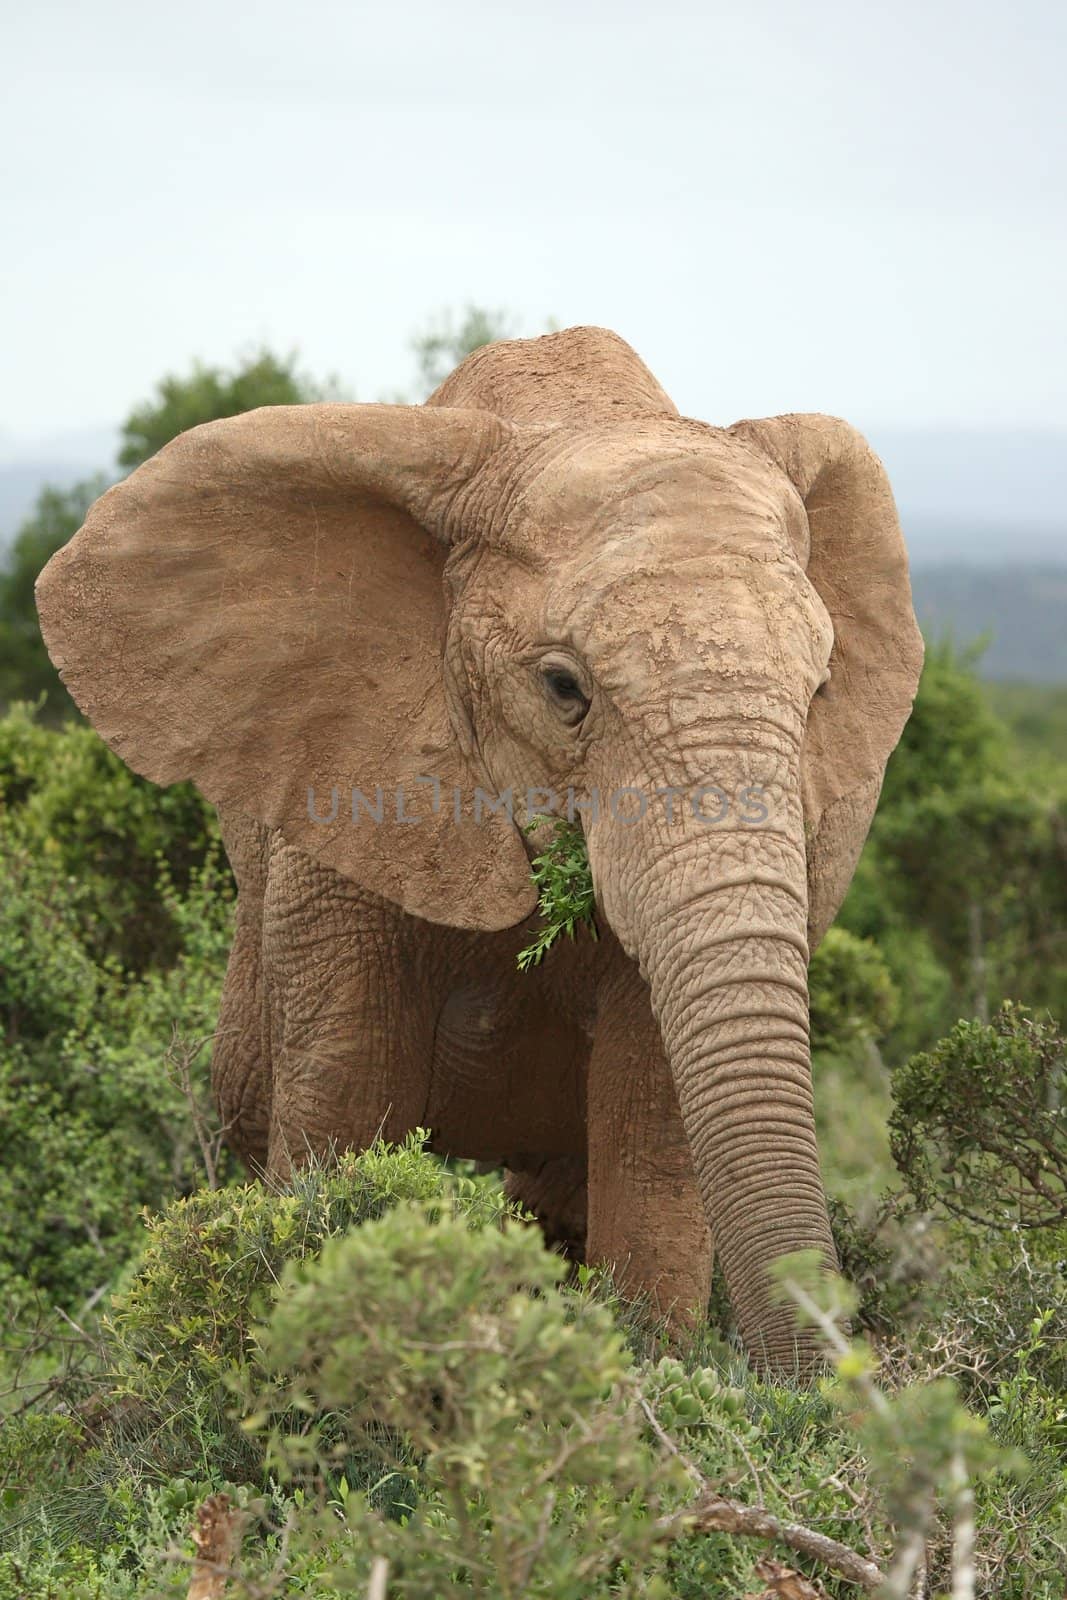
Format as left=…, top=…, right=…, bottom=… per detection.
left=586, top=947, right=713, bottom=1323
left=262, top=839, right=435, bottom=1177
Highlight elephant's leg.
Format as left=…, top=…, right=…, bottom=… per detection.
left=586, top=946, right=713, bottom=1322
left=504, top=1156, right=587, bottom=1260
left=213, top=811, right=273, bottom=1170
left=262, top=838, right=435, bottom=1178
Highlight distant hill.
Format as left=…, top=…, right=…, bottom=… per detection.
left=902, top=516, right=1064, bottom=567
left=911, top=564, right=1067, bottom=682
left=870, top=427, right=1066, bottom=564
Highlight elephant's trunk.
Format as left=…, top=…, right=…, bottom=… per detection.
left=590, top=713, right=836, bottom=1372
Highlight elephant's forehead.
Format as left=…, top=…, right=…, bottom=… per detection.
left=498, top=426, right=806, bottom=565
left=542, top=544, right=833, bottom=710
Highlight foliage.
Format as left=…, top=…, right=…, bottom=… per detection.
left=872, top=778, right=1067, bottom=1022
left=878, top=637, right=1012, bottom=812
left=117, top=347, right=338, bottom=471
left=253, top=1204, right=683, bottom=1598
left=839, top=638, right=1067, bottom=1040
left=0, top=841, right=233, bottom=1309
left=0, top=704, right=234, bottom=1309
left=410, top=304, right=520, bottom=396
left=108, top=1133, right=494, bottom=1392
left=890, top=1002, right=1066, bottom=1231
left=4, top=1144, right=1066, bottom=1596
left=516, top=817, right=598, bottom=970
left=0, top=1142, right=513, bottom=1579
left=770, top=1252, right=1031, bottom=1599
left=103, top=1137, right=509, bottom=1490
left=0, top=477, right=108, bottom=720
left=808, top=926, right=898, bottom=1053
left=0, top=701, right=224, bottom=971
left=814, top=1051, right=898, bottom=1208
left=987, top=678, right=1067, bottom=770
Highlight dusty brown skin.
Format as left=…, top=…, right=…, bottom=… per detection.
left=35, top=328, right=923, bottom=1373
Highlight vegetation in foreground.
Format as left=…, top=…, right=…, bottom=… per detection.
left=0, top=337, right=1064, bottom=1596
left=0, top=1109, right=1063, bottom=1598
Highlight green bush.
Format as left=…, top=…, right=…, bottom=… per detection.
left=3, top=1139, right=1066, bottom=1597
left=809, top=926, right=898, bottom=1054
left=106, top=1134, right=491, bottom=1424
left=0, top=1140, right=505, bottom=1582
left=0, top=702, right=225, bottom=972
left=839, top=641, right=1067, bottom=1034
left=0, top=478, right=109, bottom=722
left=254, top=1204, right=683, bottom=1598
left=890, top=1002, right=1065, bottom=1232
left=0, top=840, right=233, bottom=1309
left=0, top=706, right=235, bottom=1309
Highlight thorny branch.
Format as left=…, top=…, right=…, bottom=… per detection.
left=634, top=1385, right=884, bottom=1590
left=164, top=1024, right=235, bottom=1191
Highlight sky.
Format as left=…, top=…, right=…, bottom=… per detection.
left=3, top=0, right=1066, bottom=445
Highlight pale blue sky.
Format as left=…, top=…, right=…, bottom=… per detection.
left=3, top=0, right=1066, bottom=439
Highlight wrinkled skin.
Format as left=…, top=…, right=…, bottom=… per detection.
left=35, top=328, right=923, bottom=1374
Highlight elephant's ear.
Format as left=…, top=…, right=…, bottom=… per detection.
left=729, top=415, right=924, bottom=950
left=35, top=403, right=537, bottom=931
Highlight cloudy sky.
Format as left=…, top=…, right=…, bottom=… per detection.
left=3, top=0, right=1065, bottom=444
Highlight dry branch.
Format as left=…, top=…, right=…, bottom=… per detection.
left=637, top=1386, right=884, bottom=1590
left=745, top=1557, right=830, bottom=1597
left=187, top=1494, right=242, bottom=1599
left=659, top=1491, right=883, bottom=1590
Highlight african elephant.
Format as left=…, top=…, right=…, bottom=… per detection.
left=35, top=327, right=923, bottom=1373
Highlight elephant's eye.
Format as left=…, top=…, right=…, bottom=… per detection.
left=540, top=664, right=590, bottom=725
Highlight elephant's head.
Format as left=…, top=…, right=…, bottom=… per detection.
left=35, top=327, right=923, bottom=1369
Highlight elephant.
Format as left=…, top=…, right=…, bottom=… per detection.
left=35, top=326, right=923, bottom=1373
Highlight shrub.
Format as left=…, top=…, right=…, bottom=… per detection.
left=0, top=842, right=233, bottom=1307
left=4, top=1140, right=1067, bottom=1598
left=254, top=1204, right=683, bottom=1598
left=59, top=1140, right=512, bottom=1502
left=0, top=706, right=236, bottom=1308
left=0, top=702, right=225, bottom=973
left=890, top=1002, right=1066, bottom=1232
left=809, top=926, right=899, bottom=1054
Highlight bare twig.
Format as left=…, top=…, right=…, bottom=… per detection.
left=637, top=1384, right=883, bottom=1590
left=878, top=1511, right=932, bottom=1600
left=53, top=1304, right=93, bottom=1342
left=949, top=1449, right=976, bottom=1600
left=367, top=1555, right=389, bottom=1600
left=165, top=1025, right=234, bottom=1190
